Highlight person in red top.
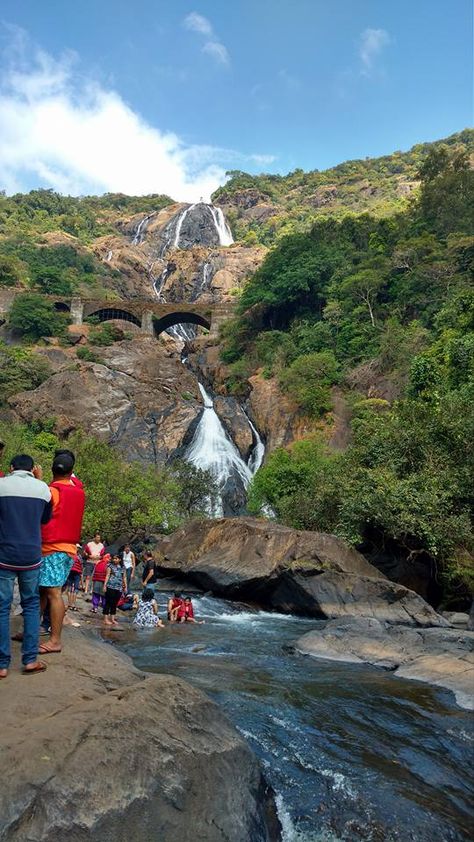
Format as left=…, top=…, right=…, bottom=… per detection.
left=39, top=453, right=85, bottom=654
left=91, top=553, right=110, bottom=613
left=167, top=592, right=183, bottom=622
left=177, top=596, right=204, bottom=624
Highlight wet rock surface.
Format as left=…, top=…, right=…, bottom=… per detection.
left=0, top=628, right=279, bottom=842
left=295, top=618, right=474, bottom=710
left=156, top=518, right=447, bottom=627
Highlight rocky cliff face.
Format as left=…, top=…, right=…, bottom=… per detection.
left=9, top=338, right=203, bottom=464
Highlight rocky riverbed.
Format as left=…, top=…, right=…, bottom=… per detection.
left=0, top=620, right=279, bottom=842
left=154, top=518, right=474, bottom=709
left=295, top=617, right=474, bottom=711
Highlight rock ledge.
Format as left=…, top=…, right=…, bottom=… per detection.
left=0, top=628, right=279, bottom=842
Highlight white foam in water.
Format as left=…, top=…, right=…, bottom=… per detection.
left=276, top=794, right=342, bottom=842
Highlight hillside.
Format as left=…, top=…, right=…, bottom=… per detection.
left=218, top=141, right=474, bottom=605
left=213, top=129, right=474, bottom=245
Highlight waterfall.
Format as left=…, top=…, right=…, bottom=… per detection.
left=184, top=383, right=265, bottom=516
left=247, top=417, right=265, bottom=474
left=185, top=384, right=253, bottom=516
left=106, top=250, right=113, bottom=262
left=171, top=203, right=233, bottom=250
left=208, top=205, right=234, bottom=246
left=173, top=204, right=196, bottom=248
left=132, top=214, right=152, bottom=245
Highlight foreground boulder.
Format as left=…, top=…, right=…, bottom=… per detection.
left=156, top=518, right=447, bottom=627
left=295, top=618, right=474, bottom=710
left=0, top=628, right=279, bottom=842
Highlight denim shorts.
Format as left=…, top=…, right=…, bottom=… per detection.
left=66, top=570, right=81, bottom=591
left=39, top=552, right=73, bottom=588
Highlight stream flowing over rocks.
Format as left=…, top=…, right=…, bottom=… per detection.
left=0, top=626, right=279, bottom=842
left=155, top=517, right=448, bottom=626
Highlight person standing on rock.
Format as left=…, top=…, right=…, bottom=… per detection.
left=103, top=554, right=127, bottom=626
left=91, top=553, right=110, bottom=612
left=39, top=453, right=85, bottom=654
left=122, top=544, right=136, bottom=590
left=83, top=532, right=105, bottom=595
left=0, top=454, right=52, bottom=677
left=142, top=551, right=159, bottom=591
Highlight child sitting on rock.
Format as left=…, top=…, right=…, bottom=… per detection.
left=133, top=587, right=164, bottom=629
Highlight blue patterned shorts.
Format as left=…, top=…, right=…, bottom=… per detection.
left=39, top=552, right=73, bottom=588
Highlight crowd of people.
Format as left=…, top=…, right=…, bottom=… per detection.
left=0, top=443, right=202, bottom=679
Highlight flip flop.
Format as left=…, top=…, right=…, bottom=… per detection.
left=22, top=661, right=47, bottom=675
left=11, top=633, right=23, bottom=642
left=39, top=643, right=62, bottom=655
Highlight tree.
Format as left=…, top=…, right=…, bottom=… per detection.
left=0, top=342, right=51, bottom=405
left=338, top=268, right=384, bottom=327
left=8, top=293, right=69, bottom=339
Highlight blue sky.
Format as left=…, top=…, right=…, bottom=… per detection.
left=0, top=0, right=472, bottom=199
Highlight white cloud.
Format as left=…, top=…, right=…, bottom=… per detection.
left=0, top=32, right=274, bottom=199
left=183, top=10, right=230, bottom=67
left=183, top=12, right=213, bottom=37
left=359, top=28, right=390, bottom=75
left=202, top=40, right=230, bottom=66
left=0, top=35, right=230, bottom=200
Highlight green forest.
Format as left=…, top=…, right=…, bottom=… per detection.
left=222, top=145, right=474, bottom=602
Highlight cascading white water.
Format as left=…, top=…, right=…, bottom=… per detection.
left=106, top=249, right=113, bottom=262
left=247, top=416, right=265, bottom=474
left=132, top=214, right=152, bottom=245
left=185, top=383, right=254, bottom=516
left=208, top=205, right=234, bottom=246
left=173, top=203, right=196, bottom=248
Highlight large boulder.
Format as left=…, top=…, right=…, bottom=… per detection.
left=0, top=629, right=279, bottom=842
left=295, top=618, right=474, bottom=710
left=156, top=518, right=447, bottom=627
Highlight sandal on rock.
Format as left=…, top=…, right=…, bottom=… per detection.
left=39, top=643, right=62, bottom=655
left=22, top=661, right=47, bottom=675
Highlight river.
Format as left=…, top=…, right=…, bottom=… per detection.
left=114, top=593, right=473, bottom=842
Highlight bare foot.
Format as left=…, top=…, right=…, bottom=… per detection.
left=0, top=668, right=8, bottom=679
left=103, top=618, right=112, bottom=626
left=111, top=618, right=119, bottom=625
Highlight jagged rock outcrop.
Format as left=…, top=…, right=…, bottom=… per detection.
left=9, top=339, right=202, bottom=464
left=156, top=518, right=448, bottom=627
left=0, top=628, right=279, bottom=841
left=295, top=618, right=474, bottom=710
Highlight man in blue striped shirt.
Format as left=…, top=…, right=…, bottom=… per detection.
left=0, top=454, right=52, bottom=677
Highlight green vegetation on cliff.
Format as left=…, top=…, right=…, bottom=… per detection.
left=213, top=130, right=474, bottom=245
left=224, top=145, right=474, bottom=599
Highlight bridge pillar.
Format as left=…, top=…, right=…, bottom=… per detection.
left=70, top=297, right=84, bottom=325
left=141, top=310, right=154, bottom=335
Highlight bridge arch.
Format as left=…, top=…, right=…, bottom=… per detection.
left=54, top=302, right=71, bottom=313
left=86, top=308, right=142, bottom=328
left=153, top=310, right=211, bottom=337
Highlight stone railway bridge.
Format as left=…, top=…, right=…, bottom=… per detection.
left=0, top=290, right=235, bottom=338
